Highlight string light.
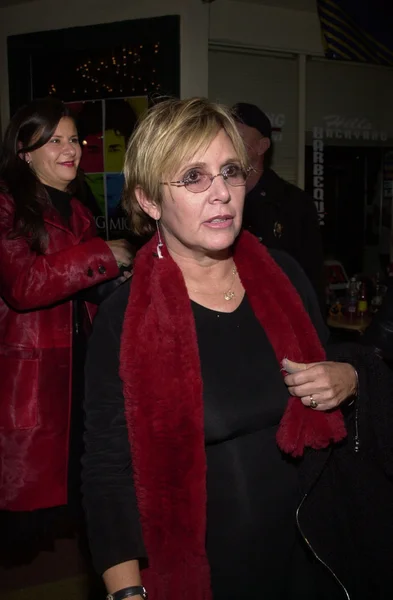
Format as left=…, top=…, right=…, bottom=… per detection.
left=46, top=41, right=164, bottom=98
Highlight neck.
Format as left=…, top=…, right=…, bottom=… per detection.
left=42, top=181, right=69, bottom=192
left=176, top=251, right=242, bottom=313
left=168, top=246, right=235, bottom=286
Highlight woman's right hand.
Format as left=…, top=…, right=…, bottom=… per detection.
left=106, top=239, right=134, bottom=268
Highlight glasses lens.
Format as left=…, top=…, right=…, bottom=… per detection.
left=183, top=165, right=248, bottom=193
left=184, top=170, right=210, bottom=193
left=224, top=164, right=247, bottom=187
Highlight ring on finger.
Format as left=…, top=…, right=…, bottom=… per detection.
left=309, top=395, right=318, bottom=409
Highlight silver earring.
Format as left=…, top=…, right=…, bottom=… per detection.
left=156, top=220, right=164, bottom=259
left=26, top=160, right=31, bottom=165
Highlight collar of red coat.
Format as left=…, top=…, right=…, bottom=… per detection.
left=119, top=230, right=346, bottom=599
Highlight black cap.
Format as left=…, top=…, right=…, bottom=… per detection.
left=232, top=102, right=272, bottom=139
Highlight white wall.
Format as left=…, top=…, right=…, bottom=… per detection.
left=0, top=0, right=209, bottom=130
left=209, top=0, right=324, bottom=56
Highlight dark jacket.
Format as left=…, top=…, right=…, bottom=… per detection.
left=299, top=342, right=393, bottom=599
left=243, top=167, right=325, bottom=308
left=361, top=283, right=393, bottom=360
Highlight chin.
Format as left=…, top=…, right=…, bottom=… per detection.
left=204, top=230, right=239, bottom=252
left=63, top=174, right=77, bottom=183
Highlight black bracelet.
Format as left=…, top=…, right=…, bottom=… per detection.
left=106, top=586, right=148, bottom=600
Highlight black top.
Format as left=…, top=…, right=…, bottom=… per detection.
left=242, top=168, right=325, bottom=310
left=82, top=250, right=328, bottom=598
left=45, top=184, right=72, bottom=222
left=44, top=187, right=86, bottom=511
left=196, top=296, right=314, bottom=599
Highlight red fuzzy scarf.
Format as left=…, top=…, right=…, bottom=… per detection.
left=119, top=230, right=346, bottom=600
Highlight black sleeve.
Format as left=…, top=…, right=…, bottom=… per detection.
left=326, top=341, right=393, bottom=478
left=77, top=271, right=129, bottom=305
left=270, top=248, right=329, bottom=348
left=82, top=280, right=146, bottom=575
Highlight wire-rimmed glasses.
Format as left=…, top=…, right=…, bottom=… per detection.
left=161, top=164, right=253, bottom=194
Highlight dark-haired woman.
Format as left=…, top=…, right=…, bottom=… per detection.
left=0, top=97, right=133, bottom=565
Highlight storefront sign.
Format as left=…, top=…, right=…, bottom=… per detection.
left=312, top=127, right=325, bottom=226
left=95, top=215, right=131, bottom=232
left=311, top=115, right=389, bottom=226
left=322, top=115, right=388, bottom=142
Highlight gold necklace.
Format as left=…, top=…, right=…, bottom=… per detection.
left=223, top=266, right=237, bottom=300
left=189, top=266, right=238, bottom=301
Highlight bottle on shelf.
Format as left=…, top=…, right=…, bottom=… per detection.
left=346, top=276, right=358, bottom=319
left=357, top=281, right=368, bottom=318
left=370, top=272, right=383, bottom=314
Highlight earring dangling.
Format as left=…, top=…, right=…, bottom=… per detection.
left=156, top=220, right=164, bottom=259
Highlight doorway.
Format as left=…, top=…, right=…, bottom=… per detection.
left=305, top=145, right=390, bottom=277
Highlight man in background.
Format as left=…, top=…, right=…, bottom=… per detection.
left=233, top=102, right=325, bottom=310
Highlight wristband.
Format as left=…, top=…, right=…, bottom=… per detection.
left=106, top=586, right=148, bottom=600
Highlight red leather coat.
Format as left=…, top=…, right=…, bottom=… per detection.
left=0, top=191, right=119, bottom=511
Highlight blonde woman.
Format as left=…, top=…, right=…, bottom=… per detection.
left=83, top=98, right=393, bottom=600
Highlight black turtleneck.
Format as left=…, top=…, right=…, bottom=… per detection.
left=44, top=185, right=72, bottom=223
left=43, top=185, right=86, bottom=510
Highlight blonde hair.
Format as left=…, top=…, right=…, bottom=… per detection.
left=122, top=97, right=248, bottom=237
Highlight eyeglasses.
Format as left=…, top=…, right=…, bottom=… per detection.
left=161, top=164, right=252, bottom=194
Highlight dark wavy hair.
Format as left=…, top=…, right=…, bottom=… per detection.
left=0, top=97, right=82, bottom=252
